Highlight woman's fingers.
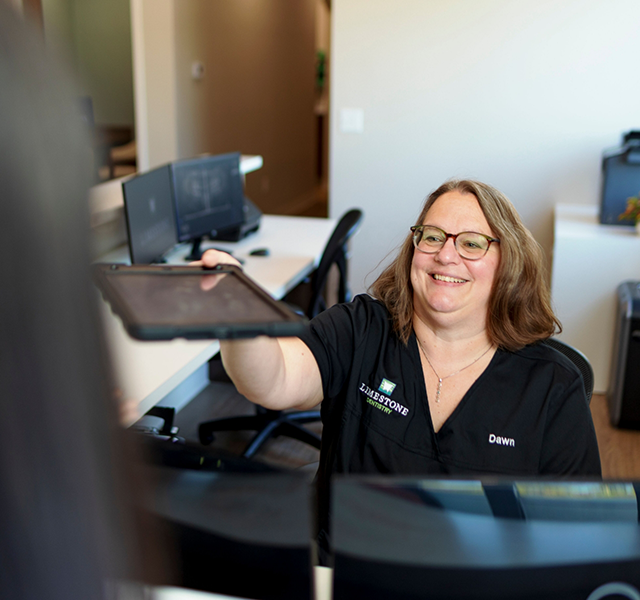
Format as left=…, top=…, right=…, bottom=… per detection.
left=193, top=248, right=242, bottom=268
left=189, top=249, right=240, bottom=290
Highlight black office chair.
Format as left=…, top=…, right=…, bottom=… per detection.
left=198, top=209, right=364, bottom=458
left=294, top=208, right=365, bottom=319
left=542, top=337, right=594, bottom=404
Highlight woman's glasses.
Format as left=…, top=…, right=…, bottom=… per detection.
left=410, top=225, right=500, bottom=260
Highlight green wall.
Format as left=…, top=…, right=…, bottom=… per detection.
left=42, top=0, right=134, bottom=126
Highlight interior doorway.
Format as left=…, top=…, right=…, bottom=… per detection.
left=299, top=0, right=331, bottom=218
left=37, top=0, right=331, bottom=217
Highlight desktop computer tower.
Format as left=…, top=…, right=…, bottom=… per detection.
left=607, top=280, right=640, bottom=429
left=209, top=196, right=262, bottom=241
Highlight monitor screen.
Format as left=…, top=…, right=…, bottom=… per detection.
left=122, top=165, right=178, bottom=264
left=332, top=476, right=640, bottom=600
left=171, top=152, right=245, bottom=247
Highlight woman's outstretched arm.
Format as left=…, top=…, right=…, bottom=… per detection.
left=195, top=249, right=324, bottom=411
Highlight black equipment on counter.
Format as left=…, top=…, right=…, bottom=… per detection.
left=608, top=280, right=640, bottom=429
left=600, top=131, right=640, bottom=226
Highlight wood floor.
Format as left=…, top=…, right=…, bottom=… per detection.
left=590, top=393, right=640, bottom=479
left=173, top=383, right=640, bottom=479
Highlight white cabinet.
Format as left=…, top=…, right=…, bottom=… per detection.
left=551, top=204, right=640, bottom=393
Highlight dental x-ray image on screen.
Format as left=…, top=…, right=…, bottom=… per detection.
left=171, top=151, right=245, bottom=260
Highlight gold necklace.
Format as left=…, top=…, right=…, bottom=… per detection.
left=417, top=339, right=492, bottom=403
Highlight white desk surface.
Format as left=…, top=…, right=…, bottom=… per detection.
left=97, top=214, right=336, bottom=421
left=151, top=566, right=332, bottom=600
left=551, top=204, right=640, bottom=393
left=151, top=587, right=240, bottom=600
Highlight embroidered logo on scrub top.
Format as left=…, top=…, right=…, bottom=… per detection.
left=378, top=378, right=396, bottom=395
left=359, top=382, right=410, bottom=416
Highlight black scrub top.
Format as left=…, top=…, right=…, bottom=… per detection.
left=297, top=294, right=601, bottom=546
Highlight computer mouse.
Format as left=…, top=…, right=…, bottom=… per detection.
left=249, top=247, right=270, bottom=257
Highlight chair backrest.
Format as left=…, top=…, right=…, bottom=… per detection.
left=542, top=338, right=594, bottom=404
left=308, top=208, right=364, bottom=318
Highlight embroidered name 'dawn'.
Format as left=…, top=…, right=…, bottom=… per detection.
left=488, top=433, right=516, bottom=447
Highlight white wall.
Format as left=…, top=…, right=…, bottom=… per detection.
left=330, top=0, right=640, bottom=295
left=130, top=0, right=178, bottom=171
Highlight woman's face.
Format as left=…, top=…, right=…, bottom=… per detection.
left=410, top=191, right=501, bottom=331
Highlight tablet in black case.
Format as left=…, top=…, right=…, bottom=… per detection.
left=92, top=263, right=308, bottom=341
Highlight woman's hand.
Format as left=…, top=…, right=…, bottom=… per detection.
left=191, top=248, right=323, bottom=411
left=190, top=249, right=242, bottom=291
left=190, top=248, right=242, bottom=269
left=114, top=388, right=140, bottom=427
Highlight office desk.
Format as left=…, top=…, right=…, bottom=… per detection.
left=97, top=215, right=336, bottom=423
left=551, top=204, right=640, bottom=393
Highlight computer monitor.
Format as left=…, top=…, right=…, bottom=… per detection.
left=171, top=152, right=246, bottom=260
left=145, top=467, right=313, bottom=600
left=332, top=476, right=640, bottom=600
left=122, top=165, right=178, bottom=264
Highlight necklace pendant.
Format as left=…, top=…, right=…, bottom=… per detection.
left=417, top=337, right=492, bottom=407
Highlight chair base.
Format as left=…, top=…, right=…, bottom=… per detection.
left=198, top=408, right=321, bottom=459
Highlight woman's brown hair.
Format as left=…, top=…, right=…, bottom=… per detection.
left=369, top=180, right=561, bottom=351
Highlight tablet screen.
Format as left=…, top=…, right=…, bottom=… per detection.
left=93, top=264, right=307, bottom=340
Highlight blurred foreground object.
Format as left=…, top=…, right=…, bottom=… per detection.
left=0, top=5, right=160, bottom=599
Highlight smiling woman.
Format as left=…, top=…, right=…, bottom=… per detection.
left=198, top=178, right=601, bottom=567
left=409, top=190, right=501, bottom=336
left=374, top=180, right=560, bottom=350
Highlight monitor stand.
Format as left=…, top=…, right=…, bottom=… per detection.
left=184, top=237, right=203, bottom=261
